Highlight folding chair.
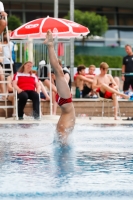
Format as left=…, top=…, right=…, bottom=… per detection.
left=15, top=91, right=42, bottom=120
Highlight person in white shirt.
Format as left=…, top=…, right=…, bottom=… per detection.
left=0, top=1, right=7, bottom=35
left=2, top=33, right=14, bottom=76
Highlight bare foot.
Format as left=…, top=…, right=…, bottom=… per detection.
left=44, top=30, right=53, bottom=46
left=121, top=93, right=130, bottom=99
left=114, top=116, right=119, bottom=120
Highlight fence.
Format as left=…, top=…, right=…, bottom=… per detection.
left=12, top=39, right=71, bottom=67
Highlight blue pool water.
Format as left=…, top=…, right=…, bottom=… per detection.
left=0, top=123, right=133, bottom=200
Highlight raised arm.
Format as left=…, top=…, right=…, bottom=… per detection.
left=77, top=74, right=93, bottom=83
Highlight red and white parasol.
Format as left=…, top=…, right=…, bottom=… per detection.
left=10, top=16, right=90, bottom=39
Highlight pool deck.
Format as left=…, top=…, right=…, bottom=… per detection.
left=0, top=115, right=133, bottom=124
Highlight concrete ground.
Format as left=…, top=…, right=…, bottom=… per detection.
left=0, top=115, right=132, bottom=124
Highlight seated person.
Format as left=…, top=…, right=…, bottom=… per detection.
left=58, top=59, right=71, bottom=91
left=38, top=60, right=57, bottom=115
left=86, top=64, right=96, bottom=77
left=32, top=65, right=50, bottom=101
left=83, top=64, right=97, bottom=98
left=1, top=34, right=14, bottom=77
left=12, top=61, right=40, bottom=120
left=39, top=80, right=50, bottom=101
left=92, top=62, right=129, bottom=120
left=74, top=65, right=94, bottom=98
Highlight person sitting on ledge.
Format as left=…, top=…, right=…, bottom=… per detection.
left=12, top=61, right=40, bottom=120
left=74, top=65, right=95, bottom=98
left=92, top=62, right=129, bottom=120
left=44, top=30, right=75, bottom=145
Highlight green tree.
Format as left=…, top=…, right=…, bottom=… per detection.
left=64, top=10, right=108, bottom=36
left=8, top=15, right=22, bottom=31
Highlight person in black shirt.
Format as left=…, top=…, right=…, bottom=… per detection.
left=122, top=44, right=133, bottom=93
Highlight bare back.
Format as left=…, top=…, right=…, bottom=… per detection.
left=75, top=75, right=84, bottom=90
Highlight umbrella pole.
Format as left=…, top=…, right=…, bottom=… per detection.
left=49, top=62, right=53, bottom=116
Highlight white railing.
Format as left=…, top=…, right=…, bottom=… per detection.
left=108, top=68, right=122, bottom=77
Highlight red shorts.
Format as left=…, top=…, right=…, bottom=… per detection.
left=104, top=91, right=112, bottom=99
left=56, top=93, right=72, bottom=106
left=96, top=88, right=112, bottom=99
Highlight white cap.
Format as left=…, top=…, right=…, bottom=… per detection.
left=39, top=60, right=46, bottom=65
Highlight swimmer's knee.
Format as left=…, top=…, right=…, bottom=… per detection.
left=112, top=93, right=117, bottom=99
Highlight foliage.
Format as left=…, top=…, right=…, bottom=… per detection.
left=64, top=10, right=108, bottom=36
left=8, top=15, right=22, bottom=31
left=74, top=55, right=123, bottom=68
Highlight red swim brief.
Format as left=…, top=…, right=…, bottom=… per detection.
left=56, top=93, right=72, bottom=106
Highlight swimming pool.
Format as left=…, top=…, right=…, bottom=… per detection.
left=0, top=123, right=133, bottom=200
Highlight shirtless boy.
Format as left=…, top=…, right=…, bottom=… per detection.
left=75, top=65, right=94, bottom=98
left=44, top=30, right=75, bottom=145
left=92, top=62, right=129, bottom=120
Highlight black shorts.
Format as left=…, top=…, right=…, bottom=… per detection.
left=123, top=76, right=133, bottom=91
left=39, top=77, right=50, bottom=82
left=3, top=64, right=12, bottom=77
left=99, top=90, right=105, bottom=98
left=82, top=85, right=92, bottom=98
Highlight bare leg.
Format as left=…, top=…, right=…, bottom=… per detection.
left=43, top=79, right=57, bottom=114
left=52, top=91, right=57, bottom=115
left=112, top=93, right=118, bottom=120
left=39, top=81, right=50, bottom=100
left=114, top=77, right=120, bottom=90
left=7, top=95, right=15, bottom=116
left=0, top=67, right=6, bottom=99
left=44, top=79, right=57, bottom=93
left=44, top=30, right=75, bottom=144
left=100, top=83, right=129, bottom=99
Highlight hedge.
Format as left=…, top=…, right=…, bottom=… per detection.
left=74, top=55, right=123, bottom=69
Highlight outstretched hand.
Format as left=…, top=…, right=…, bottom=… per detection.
left=44, top=30, right=54, bottom=46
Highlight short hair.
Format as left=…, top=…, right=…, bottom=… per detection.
left=100, top=62, right=109, bottom=69
left=125, top=44, right=132, bottom=49
left=77, top=65, right=86, bottom=74
left=89, top=64, right=96, bottom=69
